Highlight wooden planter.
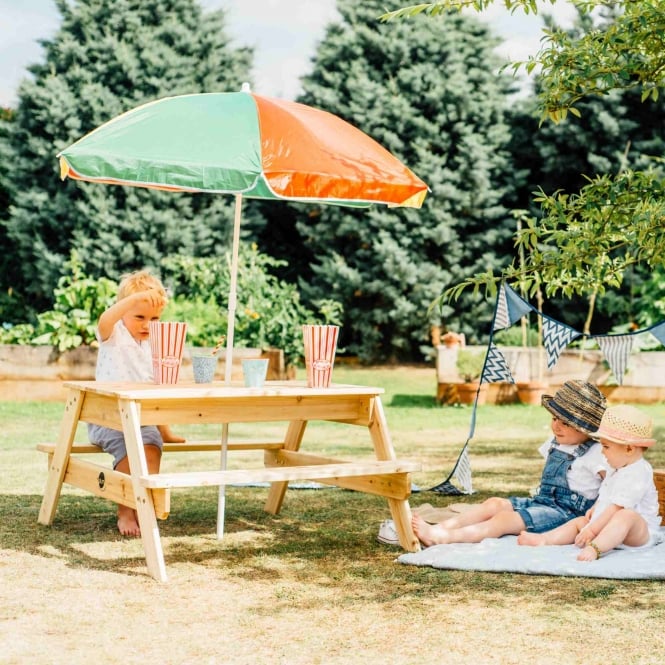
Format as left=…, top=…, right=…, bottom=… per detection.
left=0, top=344, right=288, bottom=401
left=435, top=345, right=665, bottom=405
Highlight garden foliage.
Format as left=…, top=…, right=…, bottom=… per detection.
left=388, top=2, right=665, bottom=319
left=0, top=251, right=117, bottom=351
left=0, top=244, right=341, bottom=363
left=161, top=245, right=343, bottom=365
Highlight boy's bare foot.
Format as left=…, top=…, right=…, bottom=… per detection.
left=516, top=531, right=546, bottom=546
left=412, top=514, right=453, bottom=546
left=163, top=433, right=186, bottom=444
left=159, top=425, right=185, bottom=444
left=577, top=545, right=599, bottom=561
left=117, top=508, right=141, bottom=537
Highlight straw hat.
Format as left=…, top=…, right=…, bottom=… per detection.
left=541, top=380, right=606, bottom=436
left=591, top=404, right=656, bottom=448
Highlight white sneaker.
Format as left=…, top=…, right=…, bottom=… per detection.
left=377, top=519, right=400, bottom=546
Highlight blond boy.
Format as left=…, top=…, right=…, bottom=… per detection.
left=88, top=269, right=184, bottom=536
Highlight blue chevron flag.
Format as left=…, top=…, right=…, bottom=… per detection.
left=542, top=316, right=581, bottom=369
left=481, top=343, right=514, bottom=384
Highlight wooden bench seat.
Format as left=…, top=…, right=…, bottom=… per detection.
left=140, top=449, right=420, bottom=501
left=141, top=460, right=419, bottom=487
left=37, top=440, right=284, bottom=455
left=36, top=441, right=286, bottom=521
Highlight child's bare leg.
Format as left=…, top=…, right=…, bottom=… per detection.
left=115, top=456, right=140, bottom=537
left=114, top=445, right=162, bottom=537
left=577, top=510, right=649, bottom=561
left=437, top=496, right=514, bottom=529
left=517, top=517, right=583, bottom=546
left=413, top=508, right=526, bottom=546
left=145, top=443, right=162, bottom=475
left=158, top=424, right=185, bottom=444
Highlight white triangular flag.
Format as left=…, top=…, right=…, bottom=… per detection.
left=596, top=335, right=634, bottom=385
left=453, top=444, right=473, bottom=494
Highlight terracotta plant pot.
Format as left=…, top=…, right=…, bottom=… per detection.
left=516, top=381, right=549, bottom=405
left=456, top=381, right=488, bottom=405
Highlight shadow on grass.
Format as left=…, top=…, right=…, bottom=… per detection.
left=0, top=490, right=394, bottom=582
left=2, top=491, right=658, bottom=602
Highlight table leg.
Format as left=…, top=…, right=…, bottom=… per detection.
left=118, top=398, right=168, bottom=582
left=38, top=388, right=84, bottom=525
left=264, top=419, right=308, bottom=514
left=368, top=397, right=420, bottom=552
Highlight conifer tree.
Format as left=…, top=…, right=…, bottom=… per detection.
left=505, top=7, right=665, bottom=333
left=0, top=0, right=252, bottom=320
left=289, top=1, right=514, bottom=361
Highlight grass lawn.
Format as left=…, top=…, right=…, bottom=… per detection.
left=1, top=365, right=664, bottom=664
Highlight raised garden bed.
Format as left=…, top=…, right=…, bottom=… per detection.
left=436, top=345, right=665, bottom=405
left=0, top=345, right=288, bottom=401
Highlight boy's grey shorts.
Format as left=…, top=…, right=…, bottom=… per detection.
left=87, top=424, right=164, bottom=468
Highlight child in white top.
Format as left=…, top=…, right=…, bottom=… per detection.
left=518, top=404, right=662, bottom=560
left=88, top=269, right=184, bottom=537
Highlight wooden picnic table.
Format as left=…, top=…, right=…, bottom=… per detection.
left=38, top=380, right=421, bottom=581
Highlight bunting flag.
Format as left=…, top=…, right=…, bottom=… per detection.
left=430, top=478, right=465, bottom=495
left=481, top=343, right=514, bottom=384
left=542, top=316, right=581, bottom=369
left=430, top=441, right=474, bottom=495
left=452, top=444, right=473, bottom=494
left=649, top=321, right=665, bottom=347
left=596, top=335, right=634, bottom=385
left=493, top=283, right=510, bottom=331
left=493, top=283, right=533, bottom=331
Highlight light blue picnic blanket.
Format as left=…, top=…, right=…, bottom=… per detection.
left=398, top=530, right=665, bottom=579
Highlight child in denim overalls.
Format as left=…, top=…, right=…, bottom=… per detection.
left=518, top=404, right=663, bottom=559
left=413, top=381, right=607, bottom=547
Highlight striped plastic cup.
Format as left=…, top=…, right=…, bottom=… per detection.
left=302, top=325, right=339, bottom=388
left=149, top=321, right=188, bottom=384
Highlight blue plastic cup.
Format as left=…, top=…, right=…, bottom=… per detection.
left=242, top=359, right=269, bottom=387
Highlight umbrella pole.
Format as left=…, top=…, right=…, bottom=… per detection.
left=217, top=193, right=243, bottom=539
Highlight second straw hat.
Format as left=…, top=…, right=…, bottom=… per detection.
left=541, top=380, right=606, bottom=436
left=591, top=404, right=656, bottom=448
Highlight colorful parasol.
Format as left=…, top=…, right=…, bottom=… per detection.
left=59, top=88, right=428, bottom=207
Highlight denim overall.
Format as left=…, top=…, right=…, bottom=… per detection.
left=535, top=440, right=596, bottom=513
left=510, top=439, right=597, bottom=532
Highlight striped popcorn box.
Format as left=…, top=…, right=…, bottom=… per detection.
left=302, top=325, right=339, bottom=388
left=149, top=321, right=188, bottom=384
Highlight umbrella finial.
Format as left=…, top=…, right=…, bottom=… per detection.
left=241, top=82, right=251, bottom=93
